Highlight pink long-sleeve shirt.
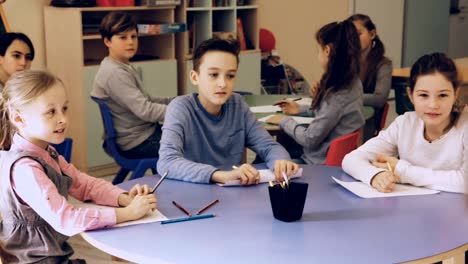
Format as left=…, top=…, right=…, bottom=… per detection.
left=10, top=134, right=125, bottom=236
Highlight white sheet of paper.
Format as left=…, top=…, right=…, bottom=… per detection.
left=250, top=105, right=281, bottom=113
left=218, top=168, right=303, bottom=186
left=258, top=115, right=314, bottom=125
left=297, top=97, right=312, bottom=106
left=76, top=202, right=167, bottom=227
left=332, top=176, right=440, bottom=198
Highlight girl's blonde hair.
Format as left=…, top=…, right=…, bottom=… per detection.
left=0, top=70, right=63, bottom=150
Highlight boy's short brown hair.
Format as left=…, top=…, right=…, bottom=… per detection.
left=100, top=12, right=138, bottom=40
left=191, top=37, right=240, bottom=72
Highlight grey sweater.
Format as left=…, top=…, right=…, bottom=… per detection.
left=91, top=57, right=171, bottom=150
left=279, top=78, right=365, bottom=164
left=157, top=93, right=292, bottom=183
left=363, top=60, right=393, bottom=108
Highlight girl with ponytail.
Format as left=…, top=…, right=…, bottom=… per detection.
left=267, top=20, right=365, bottom=165
left=348, top=14, right=393, bottom=140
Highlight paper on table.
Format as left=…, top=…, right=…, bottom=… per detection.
left=250, top=105, right=281, bottom=113
left=218, top=168, right=303, bottom=186
left=76, top=202, right=168, bottom=227
left=332, top=176, right=440, bottom=198
left=258, top=114, right=315, bottom=125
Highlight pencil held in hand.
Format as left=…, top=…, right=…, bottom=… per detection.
left=150, top=171, right=168, bottom=194
left=272, top=97, right=302, bottom=106
left=386, top=162, right=393, bottom=174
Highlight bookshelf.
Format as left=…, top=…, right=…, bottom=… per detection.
left=176, top=0, right=260, bottom=94
left=44, top=6, right=178, bottom=175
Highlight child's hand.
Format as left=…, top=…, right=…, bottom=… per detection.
left=117, top=184, right=152, bottom=207
left=275, top=100, right=300, bottom=115
left=129, top=184, right=151, bottom=198
left=211, top=164, right=260, bottom=185
left=273, top=160, right=299, bottom=182
left=116, top=194, right=157, bottom=223
left=372, top=154, right=399, bottom=178
left=371, top=171, right=398, bottom=193
left=309, top=81, right=320, bottom=98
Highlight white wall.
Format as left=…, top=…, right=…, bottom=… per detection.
left=3, top=0, right=50, bottom=70
left=350, top=0, right=405, bottom=67
left=258, top=0, right=350, bottom=87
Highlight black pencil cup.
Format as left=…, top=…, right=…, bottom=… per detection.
left=268, top=182, right=308, bottom=222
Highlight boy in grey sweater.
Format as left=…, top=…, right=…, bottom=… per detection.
left=157, top=37, right=298, bottom=185
left=91, top=12, right=171, bottom=158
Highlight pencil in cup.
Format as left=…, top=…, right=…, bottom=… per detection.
left=272, top=97, right=302, bottom=106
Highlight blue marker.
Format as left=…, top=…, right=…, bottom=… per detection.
left=161, top=214, right=216, bottom=225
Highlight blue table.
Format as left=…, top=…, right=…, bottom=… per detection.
left=81, top=165, right=468, bottom=264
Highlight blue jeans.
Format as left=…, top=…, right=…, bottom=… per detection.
left=119, top=125, right=162, bottom=159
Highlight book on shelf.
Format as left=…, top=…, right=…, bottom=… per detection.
left=138, top=0, right=181, bottom=6
left=236, top=18, right=247, bottom=50
left=188, top=18, right=196, bottom=53
left=212, top=0, right=228, bottom=7
left=137, top=22, right=186, bottom=35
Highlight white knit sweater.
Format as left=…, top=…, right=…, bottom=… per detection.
left=343, top=111, right=468, bottom=193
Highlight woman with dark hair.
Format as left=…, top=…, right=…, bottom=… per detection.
left=348, top=14, right=392, bottom=141
left=343, top=52, right=467, bottom=194
left=0, top=32, right=35, bottom=89
left=267, top=20, right=365, bottom=165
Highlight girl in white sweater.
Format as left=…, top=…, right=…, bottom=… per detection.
left=343, top=53, right=467, bottom=193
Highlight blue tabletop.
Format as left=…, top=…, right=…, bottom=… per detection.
left=82, top=165, right=468, bottom=264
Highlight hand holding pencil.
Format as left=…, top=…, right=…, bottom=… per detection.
left=370, top=155, right=400, bottom=193
left=273, top=98, right=302, bottom=115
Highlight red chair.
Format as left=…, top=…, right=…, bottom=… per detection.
left=259, top=28, right=276, bottom=53
left=378, top=102, right=390, bottom=133
left=325, top=130, right=361, bottom=166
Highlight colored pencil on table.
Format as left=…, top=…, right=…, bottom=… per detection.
left=172, top=201, right=192, bottom=217
left=196, top=199, right=219, bottom=215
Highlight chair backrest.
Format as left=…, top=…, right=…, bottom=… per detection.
left=259, top=28, right=276, bottom=53
left=50, top=138, right=73, bottom=162
left=90, top=96, right=120, bottom=157
left=379, top=102, right=390, bottom=132
left=325, top=130, right=361, bottom=166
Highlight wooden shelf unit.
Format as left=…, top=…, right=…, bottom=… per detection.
left=175, top=0, right=260, bottom=95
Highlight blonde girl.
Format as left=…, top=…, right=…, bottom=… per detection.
left=0, top=70, right=157, bottom=263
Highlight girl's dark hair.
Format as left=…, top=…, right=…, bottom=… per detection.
left=100, top=12, right=138, bottom=40
left=409, top=52, right=461, bottom=132
left=191, top=37, right=240, bottom=72
left=311, top=20, right=361, bottom=110
left=347, top=13, right=391, bottom=94
left=0, top=32, right=35, bottom=60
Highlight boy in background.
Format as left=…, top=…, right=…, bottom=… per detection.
left=91, top=12, right=171, bottom=158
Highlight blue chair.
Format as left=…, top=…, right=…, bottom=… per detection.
left=51, top=138, right=73, bottom=163
left=91, top=96, right=158, bottom=185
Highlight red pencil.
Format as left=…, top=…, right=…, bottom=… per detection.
left=172, top=201, right=191, bottom=217
left=196, top=199, right=219, bottom=215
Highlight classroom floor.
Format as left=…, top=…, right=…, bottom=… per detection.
left=69, top=99, right=399, bottom=262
